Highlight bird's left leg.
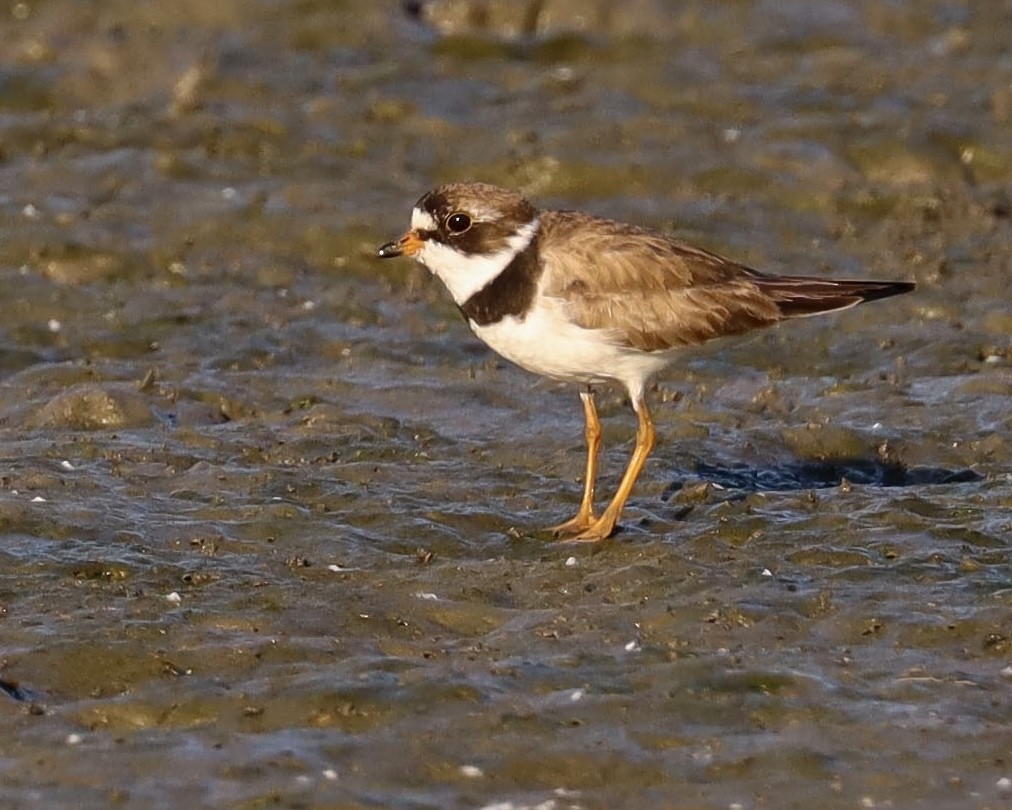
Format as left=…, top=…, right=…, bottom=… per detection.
left=549, top=388, right=602, bottom=537
left=567, top=393, right=655, bottom=543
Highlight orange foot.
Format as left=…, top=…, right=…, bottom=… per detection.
left=549, top=512, right=596, bottom=538
left=563, top=512, right=619, bottom=543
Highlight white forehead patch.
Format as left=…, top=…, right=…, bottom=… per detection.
left=417, top=217, right=540, bottom=306
left=411, top=208, right=437, bottom=232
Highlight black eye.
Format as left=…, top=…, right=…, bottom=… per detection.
left=445, top=212, right=472, bottom=235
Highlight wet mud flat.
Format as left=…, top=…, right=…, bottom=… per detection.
left=1, top=1, right=1011, bottom=808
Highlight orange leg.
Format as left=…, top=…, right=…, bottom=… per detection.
left=566, top=394, right=655, bottom=543
left=549, top=389, right=602, bottom=537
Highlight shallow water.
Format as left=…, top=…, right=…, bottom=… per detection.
left=1, top=1, right=1010, bottom=808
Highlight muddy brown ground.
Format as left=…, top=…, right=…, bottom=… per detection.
left=1, top=1, right=1010, bottom=808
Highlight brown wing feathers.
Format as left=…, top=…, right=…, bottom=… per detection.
left=541, top=211, right=914, bottom=352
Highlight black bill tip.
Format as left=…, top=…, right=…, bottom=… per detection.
left=376, top=241, right=403, bottom=259
left=376, top=231, right=423, bottom=259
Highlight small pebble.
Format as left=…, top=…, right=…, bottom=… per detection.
left=565, top=556, right=577, bottom=567
left=66, top=733, right=83, bottom=745
left=997, top=777, right=1011, bottom=792
left=322, top=769, right=338, bottom=781
left=460, top=764, right=484, bottom=778
left=31, top=496, right=47, bottom=503
left=60, top=460, right=75, bottom=471
left=165, top=591, right=182, bottom=604
left=570, top=689, right=584, bottom=702
left=415, top=592, right=439, bottom=601
left=624, top=640, right=641, bottom=652
left=47, top=319, right=62, bottom=333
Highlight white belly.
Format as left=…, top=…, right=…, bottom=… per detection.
left=469, top=297, right=673, bottom=399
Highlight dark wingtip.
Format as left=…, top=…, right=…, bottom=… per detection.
left=755, top=276, right=916, bottom=319
left=857, top=280, right=916, bottom=303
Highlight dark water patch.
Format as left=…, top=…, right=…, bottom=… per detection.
left=0, top=676, right=43, bottom=705
left=664, top=458, right=983, bottom=498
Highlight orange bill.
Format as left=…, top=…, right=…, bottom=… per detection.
left=376, top=230, right=424, bottom=258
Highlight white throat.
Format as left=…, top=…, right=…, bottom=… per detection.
left=415, top=215, right=541, bottom=306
